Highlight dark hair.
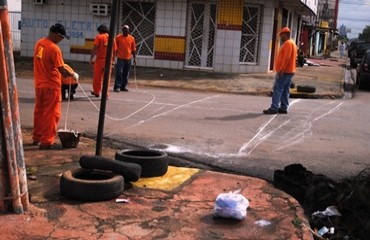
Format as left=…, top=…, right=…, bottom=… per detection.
left=97, top=24, right=109, bottom=34
left=50, top=23, right=70, bottom=39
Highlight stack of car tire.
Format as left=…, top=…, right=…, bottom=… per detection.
left=60, top=149, right=169, bottom=201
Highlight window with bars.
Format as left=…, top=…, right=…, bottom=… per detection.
left=121, top=1, right=156, bottom=57
left=239, top=4, right=262, bottom=63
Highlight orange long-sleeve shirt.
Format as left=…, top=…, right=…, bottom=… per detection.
left=34, top=38, right=64, bottom=89
left=94, top=33, right=117, bottom=60
left=115, top=34, right=136, bottom=59
left=275, top=39, right=297, bottom=73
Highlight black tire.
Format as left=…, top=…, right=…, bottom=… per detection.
left=296, top=85, right=316, bottom=93
left=60, top=168, right=124, bottom=201
left=79, top=155, right=141, bottom=182
left=115, top=149, right=169, bottom=178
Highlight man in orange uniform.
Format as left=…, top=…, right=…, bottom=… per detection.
left=90, top=24, right=116, bottom=97
left=113, top=24, right=136, bottom=92
left=33, top=23, right=79, bottom=150
left=263, top=27, right=297, bottom=114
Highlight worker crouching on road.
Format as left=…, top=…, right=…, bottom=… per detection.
left=33, top=23, right=79, bottom=150
left=61, top=64, right=79, bottom=100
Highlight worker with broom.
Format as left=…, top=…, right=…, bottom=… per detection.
left=32, top=23, right=79, bottom=150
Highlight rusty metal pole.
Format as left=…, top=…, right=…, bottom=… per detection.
left=0, top=103, right=7, bottom=212
left=0, top=0, right=29, bottom=211
left=0, top=0, right=27, bottom=213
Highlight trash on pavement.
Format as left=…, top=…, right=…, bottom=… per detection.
left=116, top=198, right=130, bottom=203
left=254, top=219, right=272, bottom=227
left=312, top=206, right=341, bottom=218
left=317, top=226, right=329, bottom=236
left=213, top=189, right=249, bottom=220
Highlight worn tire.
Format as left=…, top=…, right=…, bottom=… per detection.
left=115, top=149, right=169, bottom=177
left=60, top=168, right=124, bottom=201
left=79, top=155, right=141, bottom=182
left=296, top=85, right=316, bottom=93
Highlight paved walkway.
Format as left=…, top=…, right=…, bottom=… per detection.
left=0, top=129, right=313, bottom=240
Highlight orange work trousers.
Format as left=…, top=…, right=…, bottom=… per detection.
left=93, top=59, right=111, bottom=96
left=32, top=88, right=61, bottom=145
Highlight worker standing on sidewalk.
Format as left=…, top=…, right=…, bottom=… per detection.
left=113, top=24, right=136, bottom=92
left=33, top=23, right=79, bottom=150
left=89, top=24, right=116, bottom=98
left=263, top=27, right=297, bottom=115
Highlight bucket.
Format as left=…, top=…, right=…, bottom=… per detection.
left=58, top=129, right=81, bottom=148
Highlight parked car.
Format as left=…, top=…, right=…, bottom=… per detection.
left=356, top=49, right=370, bottom=89
left=350, top=41, right=370, bottom=68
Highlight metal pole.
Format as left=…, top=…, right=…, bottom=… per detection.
left=0, top=0, right=28, bottom=213
left=95, top=0, right=118, bottom=156
left=0, top=0, right=29, bottom=211
left=0, top=0, right=7, bottom=214
left=0, top=25, right=23, bottom=214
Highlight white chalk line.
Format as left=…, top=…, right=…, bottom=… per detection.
left=276, top=101, right=343, bottom=151
left=105, top=94, right=221, bottom=137
left=237, top=99, right=344, bottom=155
left=238, top=99, right=301, bottom=156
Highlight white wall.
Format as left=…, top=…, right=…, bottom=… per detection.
left=21, top=0, right=111, bottom=59
left=8, top=0, right=21, bottom=11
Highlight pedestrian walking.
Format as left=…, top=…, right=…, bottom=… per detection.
left=339, top=41, right=345, bottom=59
left=33, top=23, right=79, bottom=149
left=89, top=24, right=116, bottom=97
left=263, top=27, right=297, bottom=114
left=113, top=24, right=136, bottom=92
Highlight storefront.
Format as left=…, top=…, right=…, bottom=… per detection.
left=20, top=0, right=316, bottom=73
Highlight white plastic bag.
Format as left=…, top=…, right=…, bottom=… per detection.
left=213, top=189, right=249, bottom=220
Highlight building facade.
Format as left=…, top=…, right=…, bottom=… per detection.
left=20, top=0, right=317, bottom=73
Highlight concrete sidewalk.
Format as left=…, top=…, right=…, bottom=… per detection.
left=0, top=129, right=313, bottom=240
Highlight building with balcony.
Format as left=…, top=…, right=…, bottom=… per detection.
left=300, top=0, right=339, bottom=57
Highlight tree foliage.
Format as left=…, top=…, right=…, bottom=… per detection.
left=359, top=25, right=370, bottom=41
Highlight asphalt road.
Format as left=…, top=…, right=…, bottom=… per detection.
left=17, top=77, right=370, bottom=182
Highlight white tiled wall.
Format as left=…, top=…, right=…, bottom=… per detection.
left=20, top=0, right=284, bottom=74
left=156, top=0, right=187, bottom=37
left=21, top=0, right=111, bottom=59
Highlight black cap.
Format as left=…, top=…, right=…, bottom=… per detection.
left=50, top=23, right=70, bottom=40
left=97, top=24, right=109, bottom=34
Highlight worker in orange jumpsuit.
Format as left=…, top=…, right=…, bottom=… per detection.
left=90, top=24, right=116, bottom=97
left=61, top=64, right=79, bottom=100
left=113, top=24, right=136, bottom=92
left=33, top=23, right=79, bottom=150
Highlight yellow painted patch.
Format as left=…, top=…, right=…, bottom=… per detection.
left=132, top=166, right=199, bottom=191
left=70, top=39, right=94, bottom=50
left=217, top=0, right=243, bottom=26
left=154, top=37, right=185, bottom=54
